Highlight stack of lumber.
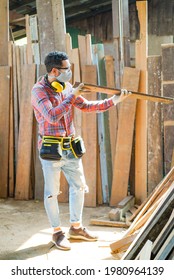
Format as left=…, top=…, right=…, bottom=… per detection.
left=109, top=166, right=174, bottom=260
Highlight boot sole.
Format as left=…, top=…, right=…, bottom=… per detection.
left=67, top=233, right=98, bottom=241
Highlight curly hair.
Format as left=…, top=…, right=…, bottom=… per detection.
left=44, top=51, right=69, bottom=72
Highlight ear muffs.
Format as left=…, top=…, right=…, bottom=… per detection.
left=51, top=81, right=66, bottom=92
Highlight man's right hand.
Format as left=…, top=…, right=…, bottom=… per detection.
left=72, top=83, right=84, bottom=97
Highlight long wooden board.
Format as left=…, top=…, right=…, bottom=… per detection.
left=110, top=67, right=140, bottom=206
left=15, top=64, right=36, bottom=200
left=81, top=65, right=97, bottom=207
left=0, top=66, right=10, bottom=198
left=74, top=82, right=174, bottom=104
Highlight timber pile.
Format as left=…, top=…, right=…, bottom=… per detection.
left=109, top=167, right=174, bottom=260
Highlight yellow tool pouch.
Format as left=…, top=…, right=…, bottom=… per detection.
left=40, top=136, right=62, bottom=160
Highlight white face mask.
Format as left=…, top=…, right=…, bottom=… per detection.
left=57, top=69, right=72, bottom=83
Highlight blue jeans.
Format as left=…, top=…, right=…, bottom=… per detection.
left=40, top=150, right=88, bottom=228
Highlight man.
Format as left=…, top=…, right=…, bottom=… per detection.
left=31, top=51, right=130, bottom=251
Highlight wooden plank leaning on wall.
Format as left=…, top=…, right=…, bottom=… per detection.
left=161, top=44, right=174, bottom=175
left=135, top=0, right=148, bottom=204
left=0, top=0, right=9, bottom=198
left=15, top=64, right=36, bottom=200
left=0, top=66, right=10, bottom=198
left=147, top=56, right=163, bottom=195
left=110, top=67, right=140, bottom=206
left=78, top=34, right=98, bottom=207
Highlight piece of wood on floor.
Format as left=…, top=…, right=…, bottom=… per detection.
left=90, top=217, right=128, bottom=228
left=117, top=195, right=135, bottom=221
left=110, top=232, right=138, bottom=253
left=108, top=208, right=121, bottom=221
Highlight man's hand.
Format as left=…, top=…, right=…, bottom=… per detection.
left=112, top=88, right=131, bottom=105
left=72, top=83, right=84, bottom=97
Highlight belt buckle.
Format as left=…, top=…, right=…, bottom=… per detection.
left=62, top=137, right=71, bottom=150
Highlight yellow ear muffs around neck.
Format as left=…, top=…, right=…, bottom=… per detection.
left=51, top=81, right=66, bottom=92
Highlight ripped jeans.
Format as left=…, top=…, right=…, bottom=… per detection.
left=40, top=150, right=88, bottom=228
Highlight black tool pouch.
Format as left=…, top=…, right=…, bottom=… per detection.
left=71, top=136, right=86, bottom=158
left=40, top=136, right=62, bottom=160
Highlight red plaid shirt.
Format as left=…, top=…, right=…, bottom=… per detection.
left=31, top=76, right=114, bottom=148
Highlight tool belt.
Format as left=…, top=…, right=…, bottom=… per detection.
left=40, top=136, right=86, bottom=160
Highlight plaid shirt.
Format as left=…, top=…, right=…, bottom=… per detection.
left=31, top=76, right=114, bottom=148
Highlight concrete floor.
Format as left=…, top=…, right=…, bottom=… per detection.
left=0, top=198, right=126, bottom=261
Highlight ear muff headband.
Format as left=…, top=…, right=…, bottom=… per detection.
left=51, top=81, right=66, bottom=92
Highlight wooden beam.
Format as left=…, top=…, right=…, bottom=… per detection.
left=135, top=0, right=148, bottom=204
left=36, top=0, right=66, bottom=63
left=90, top=218, right=128, bottom=228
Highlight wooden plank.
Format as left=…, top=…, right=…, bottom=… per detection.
left=78, top=35, right=86, bottom=70
left=93, top=44, right=112, bottom=203
left=110, top=232, right=138, bottom=253
left=135, top=240, right=153, bottom=260
left=8, top=42, right=15, bottom=197
left=112, top=0, right=121, bottom=87
left=162, top=44, right=174, bottom=175
left=34, top=65, right=45, bottom=201
left=105, top=55, right=117, bottom=167
left=0, top=0, right=9, bottom=65
left=25, top=15, right=33, bottom=64
left=135, top=1, right=148, bottom=204
left=110, top=67, right=140, bottom=206
left=147, top=56, right=163, bottom=194
left=74, top=82, right=173, bottom=104
left=127, top=192, right=165, bottom=235
left=154, top=229, right=174, bottom=260
left=122, top=0, right=131, bottom=67
left=12, top=44, right=19, bottom=170
left=152, top=209, right=174, bottom=256
left=0, top=66, right=10, bottom=198
left=90, top=218, right=128, bottom=228
left=81, top=65, right=97, bottom=207
left=121, top=182, right=174, bottom=259
left=15, top=64, right=36, bottom=200
left=86, top=34, right=93, bottom=65
left=128, top=166, right=174, bottom=222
